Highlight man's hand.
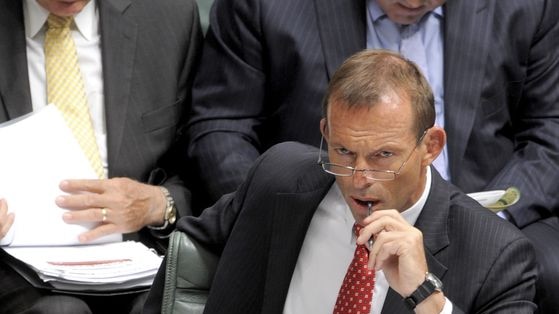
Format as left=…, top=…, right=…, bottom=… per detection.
left=0, top=198, right=15, bottom=240
left=357, top=209, right=446, bottom=313
left=57, top=178, right=167, bottom=243
left=358, top=209, right=427, bottom=296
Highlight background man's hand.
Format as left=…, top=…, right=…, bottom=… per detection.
left=0, top=198, right=15, bottom=240
left=57, top=178, right=167, bottom=243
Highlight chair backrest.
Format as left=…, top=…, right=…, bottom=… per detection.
left=162, top=231, right=218, bottom=314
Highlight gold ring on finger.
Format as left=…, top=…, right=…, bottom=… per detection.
left=101, top=208, right=107, bottom=222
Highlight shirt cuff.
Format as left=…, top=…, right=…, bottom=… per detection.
left=440, top=297, right=453, bottom=314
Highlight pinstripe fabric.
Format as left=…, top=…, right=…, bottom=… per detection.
left=522, top=217, right=559, bottom=314
left=0, top=0, right=201, bottom=217
left=146, top=142, right=537, bottom=314
left=188, top=0, right=559, bottom=228
left=0, top=0, right=202, bottom=311
left=45, top=15, right=104, bottom=179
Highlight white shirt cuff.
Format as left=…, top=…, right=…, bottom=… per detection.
left=440, top=297, right=453, bottom=314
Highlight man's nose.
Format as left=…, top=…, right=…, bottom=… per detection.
left=351, top=159, right=374, bottom=187
left=352, top=169, right=373, bottom=188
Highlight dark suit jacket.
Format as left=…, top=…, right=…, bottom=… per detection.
left=186, top=0, right=559, bottom=228
left=0, top=1, right=201, bottom=311
left=0, top=0, right=202, bottom=225
left=146, top=142, right=537, bottom=313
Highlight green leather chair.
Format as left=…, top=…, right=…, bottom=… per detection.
left=162, top=231, right=218, bottom=314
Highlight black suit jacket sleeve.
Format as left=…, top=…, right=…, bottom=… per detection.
left=485, top=1, right=559, bottom=227
left=440, top=0, right=559, bottom=229
left=146, top=1, right=204, bottom=219
left=142, top=140, right=280, bottom=314
left=186, top=0, right=266, bottom=202
left=98, top=0, right=203, bottom=221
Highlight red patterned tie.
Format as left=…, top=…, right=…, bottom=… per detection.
left=333, top=224, right=375, bottom=314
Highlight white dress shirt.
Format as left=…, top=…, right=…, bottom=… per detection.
left=283, top=167, right=453, bottom=313
left=23, top=0, right=108, bottom=177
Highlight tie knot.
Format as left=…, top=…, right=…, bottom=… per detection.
left=47, top=14, right=73, bottom=30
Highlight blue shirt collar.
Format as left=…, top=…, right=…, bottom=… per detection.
left=368, top=0, right=444, bottom=23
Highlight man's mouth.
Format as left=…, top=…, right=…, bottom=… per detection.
left=353, top=197, right=380, bottom=210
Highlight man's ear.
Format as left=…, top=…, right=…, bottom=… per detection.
left=320, top=118, right=329, bottom=141
left=421, top=127, right=446, bottom=167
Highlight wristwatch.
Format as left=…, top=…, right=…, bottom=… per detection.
left=148, top=186, right=177, bottom=230
left=403, top=272, right=443, bottom=310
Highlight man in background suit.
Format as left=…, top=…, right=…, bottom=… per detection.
left=186, top=0, right=559, bottom=310
left=145, top=50, right=537, bottom=314
left=0, top=0, right=201, bottom=312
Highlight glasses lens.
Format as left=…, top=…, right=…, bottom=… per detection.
left=320, top=163, right=397, bottom=181
left=362, top=170, right=395, bottom=181
left=321, top=163, right=353, bottom=176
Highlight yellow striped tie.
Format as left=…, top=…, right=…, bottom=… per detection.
left=45, top=14, right=104, bottom=179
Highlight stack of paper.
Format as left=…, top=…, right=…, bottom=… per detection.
left=5, top=241, right=162, bottom=291
left=0, top=106, right=162, bottom=293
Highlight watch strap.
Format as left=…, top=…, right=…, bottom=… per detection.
left=148, top=186, right=176, bottom=231
left=403, top=273, right=440, bottom=310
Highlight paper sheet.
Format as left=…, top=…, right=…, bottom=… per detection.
left=0, top=106, right=120, bottom=246
left=5, top=241, right=162, bottom=290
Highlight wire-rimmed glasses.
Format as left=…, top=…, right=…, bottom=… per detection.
left=317, top=130, right=427, bottom=181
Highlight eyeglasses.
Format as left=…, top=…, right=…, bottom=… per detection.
left=317, top=130, right=427, bottom=181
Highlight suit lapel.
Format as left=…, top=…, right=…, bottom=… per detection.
left=381, top=168, right=450, bottom=313
left=443, top=0, right=493, bottom=179
left=313, top=0, right=366, bottom=79
left=261, top=178, right=334, bottom=314
left=0, top=0, right=33, bottom=120
left=98, top=0, right=136, bottom=173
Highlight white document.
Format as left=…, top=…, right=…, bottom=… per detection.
left=467, top=190, right=506, bottom=207
left=5, top=241, right=163, bottom=291
left=0, top=107, right=160, bottom=291
left=0, top=106, right=120, bottom=246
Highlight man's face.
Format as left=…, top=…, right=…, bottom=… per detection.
left=36, top=0, right=90, bottom=17
left=321, top=94, right=428, bottom=224
left=376, top=0, right=446, bottom=25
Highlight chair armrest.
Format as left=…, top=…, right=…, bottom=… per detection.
left=162, top=230, right=218, bottom=314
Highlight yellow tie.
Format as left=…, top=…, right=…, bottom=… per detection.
left=45, top=14, right=104, bottom=179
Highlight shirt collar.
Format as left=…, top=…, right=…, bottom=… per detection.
left=400, top=166, right=432, bottom=226
left=368, top=0, right=386, bottom=22
left=23, top=0, right=98, bottom=41
left=368, top=0, right=444, bottom=23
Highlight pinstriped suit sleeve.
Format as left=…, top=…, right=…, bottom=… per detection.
left=486, top=0, right=559, bottom=227
left=185, top=0, right=332, bottom=208
left=186, top=0, right=266, bottom=202
left=443, top=0, right=559, bottom=228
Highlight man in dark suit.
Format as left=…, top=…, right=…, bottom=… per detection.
left=186, top=0, right=559, bottom=310
left=146, top=50, right=537, bottom=314
left=0, top=0, right=201, bottom=312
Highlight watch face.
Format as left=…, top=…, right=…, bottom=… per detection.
left=426, top=272, right=443, bottom=290
left=168, top=208, right=177, bottom=224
